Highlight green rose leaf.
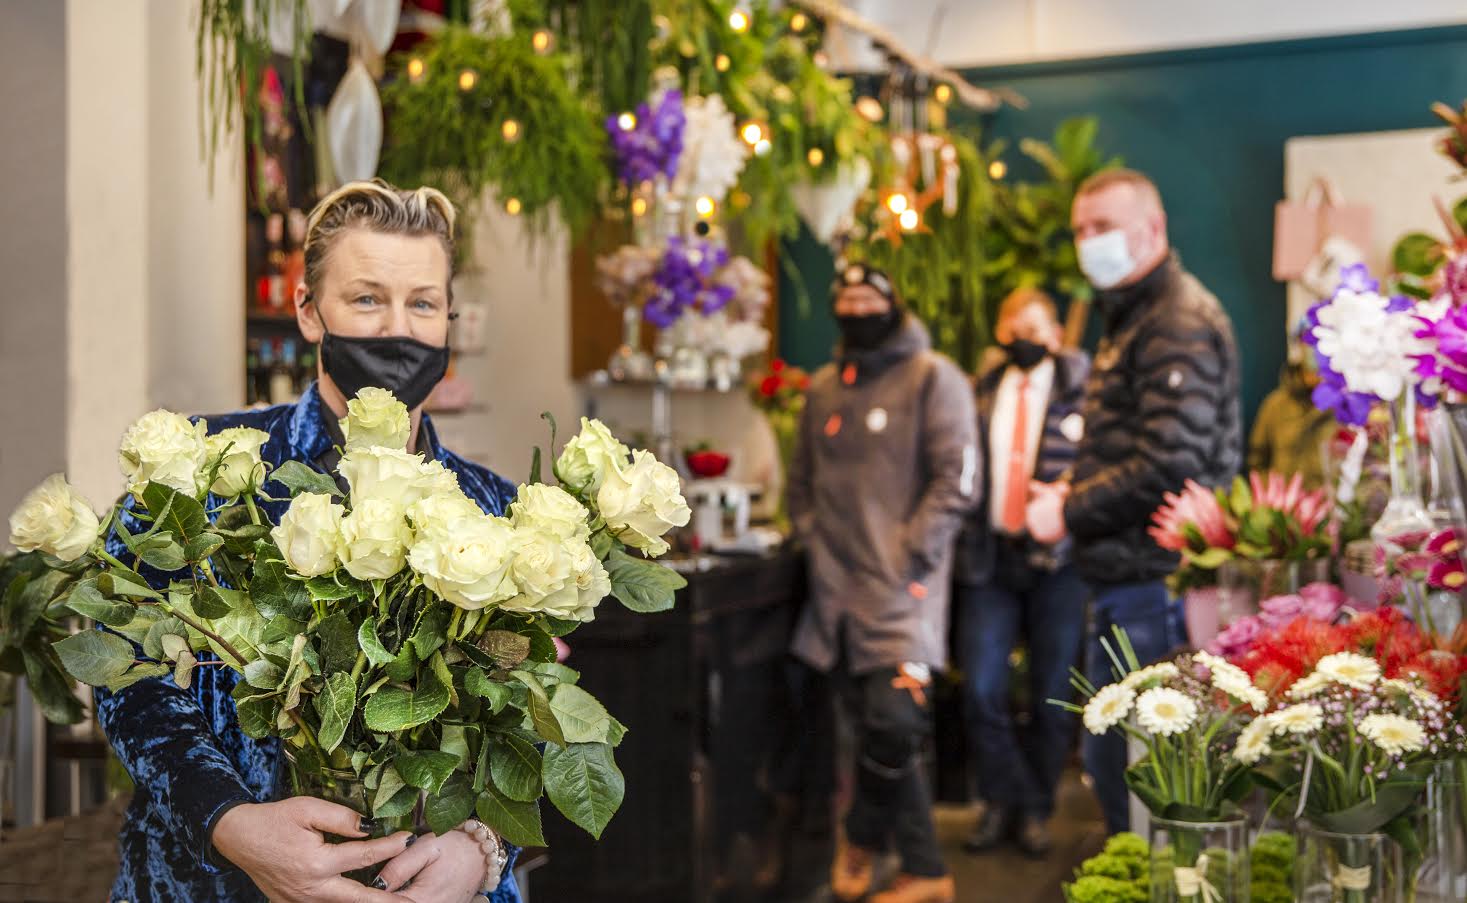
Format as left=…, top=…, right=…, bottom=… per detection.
left=476, top=630, right=531, bottom=670
left=425, top=772, right=478, bottom=837
left=605, top=550, right=685, bottom=613
left=411, top=602, right=450, bottom=661
left=317, top=613, right=359, bottom=675
left=375, top=784, right=419, bottom=819
left=251, top=556, right=313, bottom=622
left=262, top=615, right=308, bottom=644
left=549, top=684, right=611, bottom=744
left=523, top=629, right=557, bottom=664
left=306, top=575, right=357, bottom=602
left=193, top=585, right=245, bottom=619
left=97, top=571, right=162, bottom=601
left=270, top=460, right=341, bottom=498
left=244, top=659, right=284, bottom=690
left=173, top=648, right=198, bottom=690
left=65, top=580, right=137, bottom=628
left=21, top=642, right=86, bottom=724
left=397, top=749, right=462, bottom=796
left=589, top=530, right=614, bottom=560
left=358, top=619, right=395, bottom=666
left=489, top=734, right=544, bottom=803
left=235, top=694, right=276, bottom=739
left=465, top=669, right=513, bottom=714
left=542, top=742, right=624, bottom=840
left=136, top=535, right=188, bottom=572
left=105, top=661, right=170, bottom=691
left=363, top=669, right=451, bottom=733
left=142, top=482, right=210, bottom=540
left=476, top=786, right=546, bottom=848
left=531, top=661, right=580, bottom=686
left=53, top=630, right=137, bottom=687
left=184, top=532, right=226, bottom=563
left=605, top=716, right=627, bottom=748
left=385, top=640, right=419, bottom=683
left=539, top=617, right=582, bottom=638
left=513, top=669, right=565, bottom=747
left=315, top=671, right=358, bottom=754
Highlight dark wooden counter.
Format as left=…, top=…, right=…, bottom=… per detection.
left=532, top=546, right=806, bottom=903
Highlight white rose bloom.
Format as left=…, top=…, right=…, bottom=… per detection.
left=8, top=474, right=100, bottom=562
left=523, top=539, right=612, bottom=622
left=338, top=497, right=412, bottom=580
left=510, top=483, right=592, bottom=542
left=341, top=387, right=411, bottom=452
left=408, top=514, right=518, bottom=611
left=1233, top=717, right=1274, bottom=765
left=1120, top=662, right=1180, bottom=691
left=206, top=427, right=271, bottom=498
left=1315, top=652, right=1381, bottom=691
left=1082, top=684, right=1136, bottom=736
left=118, top=409, right=210, bottom=498
left=1359, top=713, right=1426, bottom=756
left=1271, top=703, right=1325, bottom=736
left=557, top=418, right=630, bottom=493
left=270, top=492, right=345, bottom=577
left=501, top=529, right=577, bottom=612
left=597, top=450, right=691, bottom=556
left=407, top=490, right=486, bottom=539
left=339, top=447, right=447, bottom=508
left=1136, top=687, right=1199, bottom=737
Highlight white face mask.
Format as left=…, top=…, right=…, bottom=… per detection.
left=1077, top=229, right=1137, bottom=290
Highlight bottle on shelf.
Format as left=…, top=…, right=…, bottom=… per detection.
left=272, top=339, right=298, bottom=404
left=264, top=213, right=287, bottom=314
left=256, top=339, right=276, bottom=406
left=245, top=338, right=262, bottom=406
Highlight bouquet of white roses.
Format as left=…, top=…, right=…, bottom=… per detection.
left=2, top=389, right=690, bottom=849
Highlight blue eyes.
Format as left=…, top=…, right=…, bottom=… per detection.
left=350, top=295, right=438, bottom=312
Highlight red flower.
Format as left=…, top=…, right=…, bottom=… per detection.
left=797, top=375, right=811, bottom=390
left=1394, top=649, right=1467, bottom=703
left=759, top=375, right=781, bottom=398
left=771, top=359, right=787, bottom=373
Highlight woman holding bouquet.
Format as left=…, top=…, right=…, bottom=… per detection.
left=96, top=181, right=523, bottom=903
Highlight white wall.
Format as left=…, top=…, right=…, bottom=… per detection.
left=827, top=0, right=1467, bottom=70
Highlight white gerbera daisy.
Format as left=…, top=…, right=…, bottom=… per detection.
left=1315, top=652, right=1381, bottom=691
left=1120, top=662, right=1180, bottom=691
left=1214, top=670, right=1269, bottom=713
left=1271, top=703, right=1325, bottom=736
left=1136, top=687, right=1199, bottom=737
left=1382, top=678, right=1438, bottom=704
left=1083, top=684, right=1136, bottom=736
left=1233, top=717, right=1273, bottom=765
left=1359, top=713, right=1426, bottom=756
left=1288, top=671, right=1332, bottom=700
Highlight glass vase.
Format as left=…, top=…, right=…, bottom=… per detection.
left=1296, top=823, right=1405, bottom=903
left=1148, top=814, right=1249, bottom=903
left=608, top=303, right=654, bottom=382
left=1372, top=393, right=1436, bottom=630
left=277, top=751, right=421, bottom=883
left=1416, top=757, right=1467, bottom=903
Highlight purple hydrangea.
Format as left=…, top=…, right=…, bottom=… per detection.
left=605, top=89, right=685, bottom=187
left=643, top=237, right=734, bottom=329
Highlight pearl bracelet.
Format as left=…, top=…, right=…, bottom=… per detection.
left=457, top=818, right=508, bottom=895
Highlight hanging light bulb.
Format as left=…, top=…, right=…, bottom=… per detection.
left=501, top=119, right=521, bottom=143
left=631, top=197, right=649, bottom=217
left=617, top=112, right=638, bottom=131
left=899, top=208, right=919, bottom=231
left=458, top=70, right=477, bottom=91
left=407, top=58, right=426, bottom=82
left=729, top=9, right=750, bottom=32
left=790, top=12, right=809, bottom=32
left=886, top=193, right=910, bottom=215
left=715, top=54, right=731, bottom=72
left=531, top=30, right=554, bottom=54
left=855, top=96, right=884, bottom=123
left=813, top=50, right=830, bottom=69
left=807, top=147, right=825, bottom=167
left=505, top=198, right=523, bottom=216
left=988, top=160, right=1007, bottom=180
left=695, top=196, right=717, bottom=218
left=740, top=121, right=764, bottom=146
left=934, top=84, right=953, bottom=105
left=754, top=138, right=772, bottom=156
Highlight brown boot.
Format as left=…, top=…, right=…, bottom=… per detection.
left=831, top=840, right=876, bottom=901
left=869, top=873, right=957, bottom=903
left=752, top=793, right=799, bottom=890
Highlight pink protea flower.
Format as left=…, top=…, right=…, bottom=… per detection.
left=1150, top=480, right=1235, bottom=551
left=1248, top=469, right=1330, bottom=534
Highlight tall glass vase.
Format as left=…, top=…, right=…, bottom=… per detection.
left=1372, top=393, right=1436, bottom=630
left=1148, top=815, right=1249, bottom=903
left=1296, top=823, right=1405, bottom=903
left=277, top=751, right=421, bottom=883
left=1416, top=757, right=1467, bottom=903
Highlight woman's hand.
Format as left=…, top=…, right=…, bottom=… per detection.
left=376, top=829, right=490, bottom=903
left=211, top=797, right=416, bottom=903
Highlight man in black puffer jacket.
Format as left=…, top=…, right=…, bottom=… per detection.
left=1027, top=169, right=1242, bottom=835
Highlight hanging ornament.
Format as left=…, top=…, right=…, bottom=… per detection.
left=349, top=0, right=401, bottom=57
left=790, top=157, right=872, bottom=245
left=326, top=58, right=383, bottom=182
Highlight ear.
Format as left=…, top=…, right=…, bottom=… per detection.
left=295, top=284, right=323, bottom=344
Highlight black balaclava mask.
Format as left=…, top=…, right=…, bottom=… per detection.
left=310, top=298, right=451, bottom=410
left=832, top=264, right=903, bottom=352
left=1002, top=338, right=1049, bottom=370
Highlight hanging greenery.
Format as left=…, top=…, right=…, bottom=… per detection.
left=195, top=0, right=311, bottom=181
left=377, top=24, right=609, bottom=239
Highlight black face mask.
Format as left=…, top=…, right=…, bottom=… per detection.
left=1002, top=338, right=1049, bottom=370
left=837, top=310, right=903, bottom=352
left=315, top=309, right=450, bottom=410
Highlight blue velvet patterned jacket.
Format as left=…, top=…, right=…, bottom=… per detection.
left=96, top=383, right=523, bottom=903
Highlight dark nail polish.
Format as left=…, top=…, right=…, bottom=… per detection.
left=372, top=877, right=387, bottom=890
left=404, top=834, right=418, bottom=848
left=358, top=816, right=378, bottom=834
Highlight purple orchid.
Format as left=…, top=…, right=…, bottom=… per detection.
left=643, top=237, right=735, bottom=329
left=605, top=89, right=686, bottom=187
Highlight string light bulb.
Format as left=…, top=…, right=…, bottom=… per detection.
left=729, top=9, right=750, bottom=32
left=531, top=29, right=554, bottom=54
left=899, top=208, right=919, bottom=231
left=886, top=193, right=910, bottom=215
left=934, top=84, right=952, bottom=105
left=715, top=54, right=731, bottom=72
left=807, top=147, right=825, bottom=167
left=617, top=112, right=637, bottom=131
left=855, top=96, right=884, bottom=122
left=631, top=197, right=649, bottom=217
left=754, top=138, right=772, bottom=156
left=988, top=160, right=1007, bottom=180
left=695, top=196, right=716, bottom=218
left=501, top=119, right=521, bottom=143
left=505, top=197, right=523, bottom=216
left=407, top=58, right=425, bottom=82
left=740, top=122, right=764, bottom=146
left=458, top=69, right=477, bottom=91
left=790, top=12, right=808, bottom=32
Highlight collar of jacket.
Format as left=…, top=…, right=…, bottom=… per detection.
left=836, top=312, right=930, bottom=382
left=1094, top=253, right=1180, bottom=329
left=287, top=380, right=445, bottom=462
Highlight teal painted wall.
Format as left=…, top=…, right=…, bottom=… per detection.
left=779, top=25, right=1467, bottom=429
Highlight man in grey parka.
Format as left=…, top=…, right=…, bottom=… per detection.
left=786, top=264, right=979, bottom=903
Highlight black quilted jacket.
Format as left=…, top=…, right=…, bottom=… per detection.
left=1063, top=256, right=1242, bottom=585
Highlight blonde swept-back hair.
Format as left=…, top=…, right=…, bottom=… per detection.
left=303, top=180, right=458, bottom=298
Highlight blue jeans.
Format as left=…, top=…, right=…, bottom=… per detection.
left=1083, top=580, right=1184, bottom=834
left=959, top=565, right=1088, bottom=819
